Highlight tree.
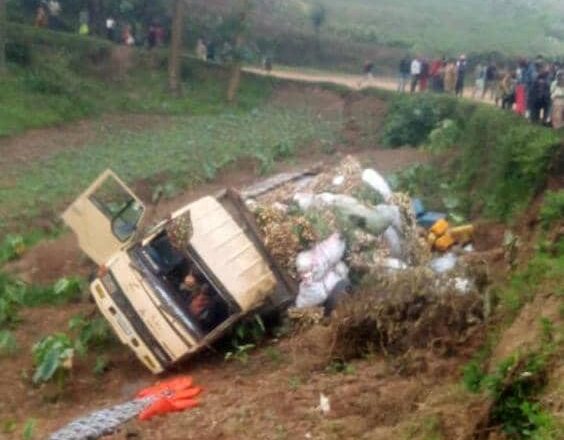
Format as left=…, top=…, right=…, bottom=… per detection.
left=226, top=0, right=253, bottom=103
left=309, top=2, right=326, bottom=56
left=0, top=0, right=6, bottom=75
left=309, top=2, right=326, bottom=35
left=87, top=0, right=104, bottom=36
left=168, top=0, right=185, bottom=96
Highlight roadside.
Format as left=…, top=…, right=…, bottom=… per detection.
left=244, top=66, right=495, bottom=104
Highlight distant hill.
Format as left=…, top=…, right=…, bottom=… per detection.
left=187, top=0, right=564, bottom=71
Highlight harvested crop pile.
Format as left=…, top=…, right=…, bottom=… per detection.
left=329, top=269, right=485, bottom=361
left=255, top=206, right=317, bottom=276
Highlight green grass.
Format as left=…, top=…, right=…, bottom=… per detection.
left=0, top=55, right=273, bottom=137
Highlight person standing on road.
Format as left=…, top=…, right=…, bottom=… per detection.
left=455, top=55, right=467, bottom=97
left=515, top=59, right=528, bottom=115
left=430, top=57, right=445, bottom=92
left=410, top=56, right=422, bottom=93
left=550, top=71, right=564, bottom=129
left=444, top=59, right=457, bottom=94
left=524, top=60, right=539, bottom=117
left=34, top=4, right=48, bottom=28
left=529, top=70, right=551, bottom=125
left=500, top=71, right=517, bottom=110
left=420, top=58, right=430, bottom=92
left=398, top=56, right=411, bottom=93
left=472, top=63, right=486, bottom=98
left=483, top=62, right=498, bottom=99
left=106, top=17, right=116, bottom=42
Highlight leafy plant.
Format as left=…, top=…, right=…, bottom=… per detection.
left=31, top=333, right=74, bottom=385
left=68, top=315, right=114, bottom=355
left=539, top=191, right=564, bottom=230
left=22, top=419, right=36, bottom=440
left=0, top=330, right=18, bottom=356
left=225, top=343, right=256, bottom=364
left=426, top=119, right=461, bottom=153
left=225, top=315, right=266, bottom=364
left=52, top=277, right=83, bottom=301
left=93, top=355, right=110, bottom=376
left=0, top=235, right=26, bottom=263
left=462, top=360, right=486, bottom=393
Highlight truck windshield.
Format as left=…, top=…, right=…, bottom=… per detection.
left=139, top=232, right=232, bottom=335
left=144, top=234, right=185, bottom=274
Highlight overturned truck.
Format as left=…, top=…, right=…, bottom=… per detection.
left=63, top=170, right=296, bottom=374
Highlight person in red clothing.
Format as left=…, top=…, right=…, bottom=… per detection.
left=419, top=58, right=430, bottom=91
left=430, top=58, right=445, bottom=92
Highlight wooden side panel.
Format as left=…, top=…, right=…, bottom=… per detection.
left=188, top=197, right=276, bottom=311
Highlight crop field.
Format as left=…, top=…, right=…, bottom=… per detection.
left=0, top=103, right=341, bottom=236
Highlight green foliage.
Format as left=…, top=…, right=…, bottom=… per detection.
left=0, top=235, right=26, bottom=263
left=457, top=108, right=561, bottom=220
left=384, top=95, right=561, bottom=221
left=1, top=103, right=338, bottom=236
left=426, top=119, right=461, bottom=153
left=309, top=3, right=327, bottom=31
left=462, top=360, right=485, bottom=393
left=326, top=359, right=356, bottom=375
left=463, top=352, right=556, bottom=439
left=539, top=191, right=564, bottom=230
left=487, top=354, right=552, bottom=439
left=51, top=277, right=83, bottom=302
left=0, top=273, right=27, bottom=328
left=224, top=343, right=255, bottom=364
left=68, top=315, right=115, bottom=355
left=0, top=273, right=84, bottom=329
left=93, top=355, right=110, bottom=376
left=497, top=250, right=564, bottom=316
left=0, top=330, right=18, bottom=356
left=225, top=315, right=266, bottom=364
left=382, top=94, right=469, bottom=148
left=31, top=333, right=74, bottom=385
left=22, top=418, right=36, bottom=440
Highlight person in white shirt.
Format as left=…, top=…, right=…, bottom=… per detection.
left=410, top=57, right=422, bottom=93
left=106, top=17, right=116, bottom=41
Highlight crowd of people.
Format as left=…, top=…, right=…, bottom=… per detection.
left=33, top=2, right=165, bottom=48
left=396, top=55, right=468, bottom=96
left=397, top=55, right=564, bottom=129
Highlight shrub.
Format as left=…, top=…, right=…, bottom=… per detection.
left=384, top=96, right=561, bottom=221
left=540, top=190, right=564, bottom=230
left=382, top=94, right=472, bottom=148
left=5, top=41, right=32, bottom=66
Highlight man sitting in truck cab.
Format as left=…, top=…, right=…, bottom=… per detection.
left=179, top=273, right=220, bottom=332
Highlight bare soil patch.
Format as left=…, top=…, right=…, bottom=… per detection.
left=0, top=114, right=174, bottom=173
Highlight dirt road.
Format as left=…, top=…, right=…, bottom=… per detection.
left=245, top=66, right=493, bottom=103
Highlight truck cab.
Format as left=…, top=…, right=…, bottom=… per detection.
left=63, top=170, right=294, bottom=373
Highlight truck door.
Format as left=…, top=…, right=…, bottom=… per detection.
left=62, top=170, right=145, bottom=266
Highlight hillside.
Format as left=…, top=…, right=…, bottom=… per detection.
left=187, top=0, right=564, bottom=71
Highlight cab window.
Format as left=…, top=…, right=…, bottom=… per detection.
left=89, top=176, right=144, bottom=242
